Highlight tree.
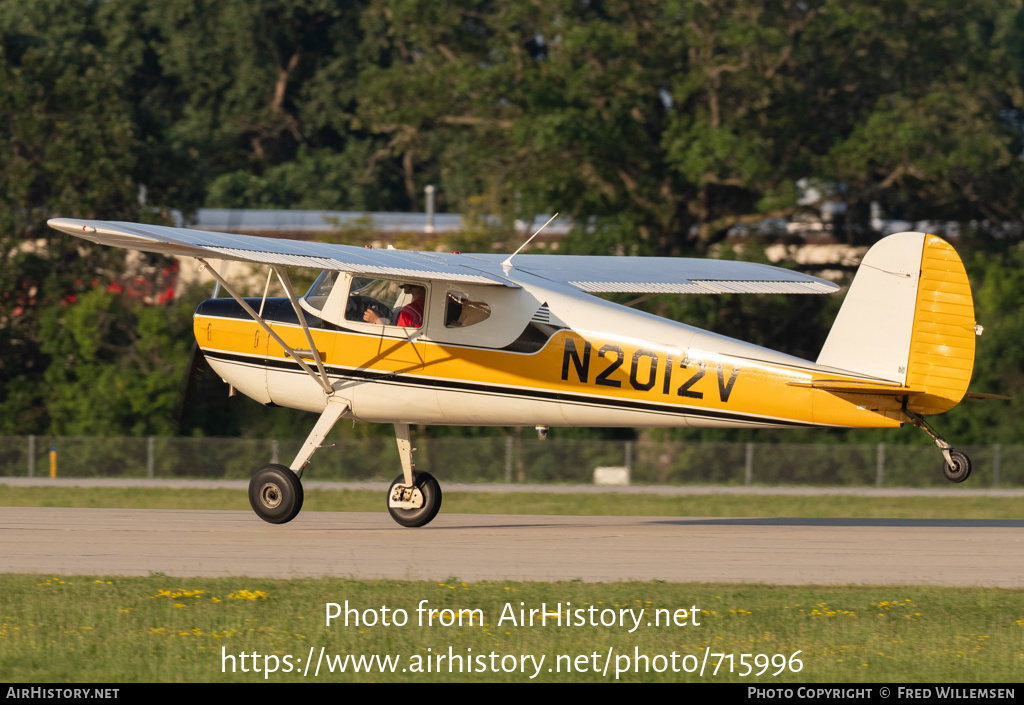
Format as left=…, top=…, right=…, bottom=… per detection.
left=0, top=0, right=145, bottom=433
left=817, top=0, right=1024, bottom=239
left=140, top=0, right=410, bottom=212
left=35, top=289, right=191, bottom=435
left=933, top=244, right=1024, bottom=444
left=350, top=0, right=1024, bottom=253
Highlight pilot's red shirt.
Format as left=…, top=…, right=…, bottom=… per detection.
left=397, top=297, right=424, bottom=328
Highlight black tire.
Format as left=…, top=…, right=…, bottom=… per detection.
left=387, top=471, right=442, bottom=527
left=249, top=464, right=304, bottom=524
left=942, top=450, right=972, bottom=483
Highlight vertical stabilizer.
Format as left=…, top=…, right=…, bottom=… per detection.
left=817, top=232, right=976, bottom=414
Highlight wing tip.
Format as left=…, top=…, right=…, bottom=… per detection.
left=48, top=217, right=96, bottom=234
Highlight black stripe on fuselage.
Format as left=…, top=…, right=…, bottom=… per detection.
left=201, top=349, right=813, bottom=428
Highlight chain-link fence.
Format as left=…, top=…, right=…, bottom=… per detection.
left=1, top=436, right=1021, bottom=487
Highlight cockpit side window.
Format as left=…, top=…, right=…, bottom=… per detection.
left=445, top=291, right=491, bottom=328
left=346, top=278, right=426, bottom=328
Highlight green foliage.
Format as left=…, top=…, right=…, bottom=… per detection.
left=205, top=144, right=405, bottom=211
left=934, top=244, right=1024, bottom=443
left=3, top=484, right=1023, bottom=519
left=36, top=289, right=193, bottom=435
left=1, top=575, right=1021, bottom=682
left=0, top=0, right=140, bottom=223
left=1, top=0, right=147, bottom=435
left=5, top=0, right=1024, bottom=443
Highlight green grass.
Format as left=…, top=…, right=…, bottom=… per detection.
left=4, top=487, right=1020, bottom=682
left=0, top=575, right=1021, bottom=682
left=1, top=485, right=1022, bottom=519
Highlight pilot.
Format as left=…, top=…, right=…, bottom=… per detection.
left=363, top=284, right=425, bottom=328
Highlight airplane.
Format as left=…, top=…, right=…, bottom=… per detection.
left=47, top=217, right=987, bottom=527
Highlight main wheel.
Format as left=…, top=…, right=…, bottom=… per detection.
left=249, top=464, right=304, bottom=524
left=387, top=471, right=442, bottom=527
left=942, top=450, right=972, bottom=483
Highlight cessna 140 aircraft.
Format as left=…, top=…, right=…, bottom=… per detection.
left=48, top=217, right=984, bottom=527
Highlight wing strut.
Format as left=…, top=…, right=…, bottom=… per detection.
left=195, top=257, right=333, bottom=395
left=272, top=265, right=331, bottom=389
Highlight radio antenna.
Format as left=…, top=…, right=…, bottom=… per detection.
left=502, top=213, right=558, bottom=269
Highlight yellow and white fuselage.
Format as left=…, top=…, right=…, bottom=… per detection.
left=194, top=232, right=975, bottom=433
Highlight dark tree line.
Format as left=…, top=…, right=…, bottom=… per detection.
left=3, top=0, right=1024, bottom=442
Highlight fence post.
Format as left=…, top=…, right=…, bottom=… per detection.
left=504, top=436, right=513, bottom=483
left=147, top=437, right=155, bottom=478
left=875, top=442, right=885, bottom=487
left=993, top=443, right=1001, bottom=488
left=625, top=441, right=633, bottom=471
left=743, top=443, right=753, bottom=485
left=271, top=439, right=280, bottom=465
left=28, top=435, right=35, bottom=478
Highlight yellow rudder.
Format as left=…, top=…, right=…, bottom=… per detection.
left=905, top=235, right=977, bottom=415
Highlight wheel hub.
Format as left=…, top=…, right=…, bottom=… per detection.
left=259, top=482, right=283, bottom=509
left=388, top=485, right=425, bottom=509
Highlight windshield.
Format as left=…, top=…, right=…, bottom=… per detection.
left=304, top=270, right=337, bottom=312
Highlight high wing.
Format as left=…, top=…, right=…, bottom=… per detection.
left=460, top=253, right=838, bottom=294
left=48, top=218, right=511, bottom=287
left=47, top=218, right=838, bottom=295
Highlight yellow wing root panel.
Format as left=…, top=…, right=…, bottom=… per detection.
left=195, top=316, right=268, bottom=357
left=194, top=315, right=336, bottom=365
left=905, top=235, right=976, bottom=415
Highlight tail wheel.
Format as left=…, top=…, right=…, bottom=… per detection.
left=249, top=464, right=304, bottom=524
left=942, top=450, right=972, bottom=483
left=387, top=471, right=442, bottom=527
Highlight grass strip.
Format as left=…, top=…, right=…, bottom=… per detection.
left=2, top=485, right=1022, bottom=519
left=0, top=575, right=1021, bottom=683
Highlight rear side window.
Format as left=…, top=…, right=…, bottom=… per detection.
left=445, top=291, right=491, bottom=328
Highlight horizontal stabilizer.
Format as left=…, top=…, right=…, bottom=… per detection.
left=787, top=379, right=909, bottom=395
left=963, top=391, right=1012, bottom=401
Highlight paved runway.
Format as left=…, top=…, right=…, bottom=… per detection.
left=2, top=507, right=1021, bottom=586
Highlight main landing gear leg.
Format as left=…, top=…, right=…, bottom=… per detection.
left=386, top=423, right=442, bottom=528
left=907, top=412, right=972, bottom=483
left=248, top=395, right=350, bottom=524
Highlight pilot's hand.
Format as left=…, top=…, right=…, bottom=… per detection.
left=363, top=309, right=381, bottom=324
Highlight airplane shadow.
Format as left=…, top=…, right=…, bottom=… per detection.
left=415, top=520, right=601, bottom=531
left=647, top=517, right=1024, bottom=528
left=293, top=515, right=1024, bottom=531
